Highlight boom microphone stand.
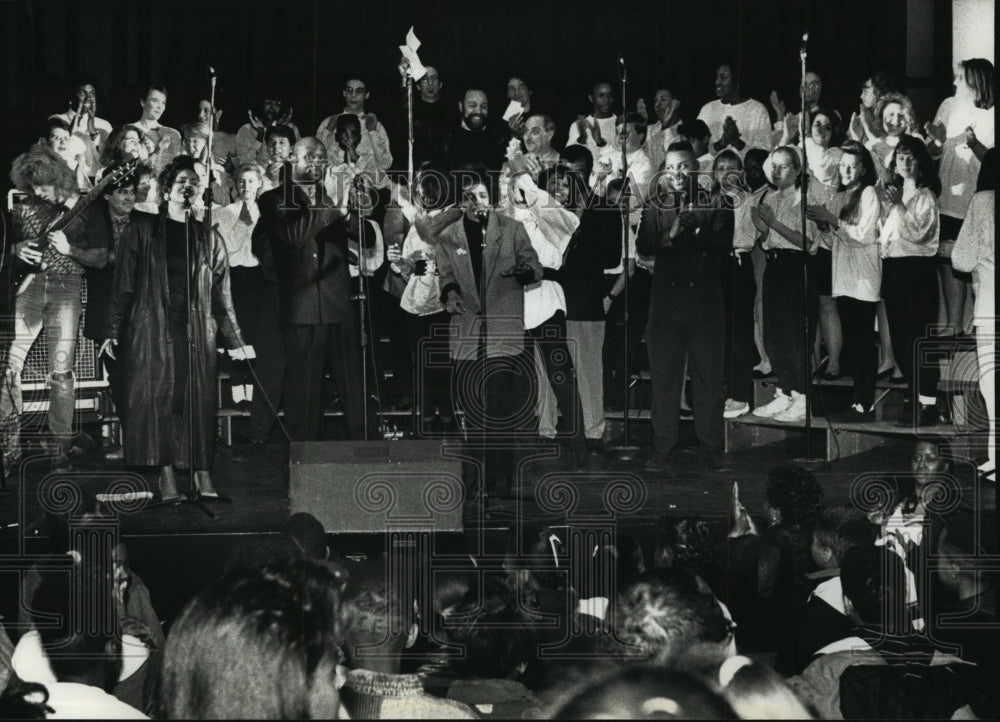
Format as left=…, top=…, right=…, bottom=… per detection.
left=611, top=55, right=640, bottom=461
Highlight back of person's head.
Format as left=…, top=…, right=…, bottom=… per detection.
left=504, top=525, right=574, bottom=613
left=766, top=464, right=825, bottom=528
left=415, top=164, right=450, bottom=209
left=443, top=590, right=538, bottom=680
left=960, top=58, right=995, bottom=109
left=339, top=573, right=416, bottom=664
left=264, top=123, right=296, bottom=146
left=158, top=559, right=343, bottom=719
left=32, top=551, right=121, bottom=691
left=558, top=144, right=594, bottom=179
left=719, top=656, right=816, bottom=719
left=285, top=512, right=328, bottom=560
left=678, top=119, right=710, bottom=144
left=552, top=666, right=735, bottom=719
left=840, top=545, right=908, bottom=631
left=812, top=506, right=875, bottom=568
left=868, top=69, right=900, bottom=98
left=652, top=517, right=715, bottom=581
left=615, top=571, right=730, bottom=665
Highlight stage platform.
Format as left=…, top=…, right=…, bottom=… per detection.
left=1, top=413, right=993, bottom=628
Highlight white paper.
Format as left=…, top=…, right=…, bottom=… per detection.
left=503, top=100, right=524, bottom=121
left=399, top=45, right=427, bottom=81
left=405, top=26, right=421, bottom=52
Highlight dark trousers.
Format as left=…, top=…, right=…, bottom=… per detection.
left=837, top=297, right=877, bottom=409
left=249, top=282, right=286, bottom=442
left=762, top=251, right=818, bottom=394
left=646, top=306, right=725, bottom=455
left=528, top=311, right=586, bottom=450
left=408, top=311, right=453, bottom=423
left=455, top=349, right=533, bottom=492
left=882, top=256, right=942, bottom=402
left=282, top=320, right=369, bottom=441
left=228, top=266, right=263, bottom=392
left=604, top=267, right=652, bottom=409
left=722, top=253, right=758, bottom=404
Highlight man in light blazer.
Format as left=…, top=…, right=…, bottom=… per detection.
left=432, top=168, right=543, bottom=505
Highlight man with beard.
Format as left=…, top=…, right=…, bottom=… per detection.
left=253, top=137, right=375, bottom=442
left=236, top=96, right=300, bottom=167
left=566, top=82, right=618, bottom=162
left=441, top=89, right=508, bottom=172
left=133, top=84, right=182, bottom=173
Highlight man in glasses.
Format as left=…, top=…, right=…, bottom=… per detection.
left=236, top=95, right=300, bottom=166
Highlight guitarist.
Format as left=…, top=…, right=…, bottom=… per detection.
left=3, top=145, right=109, bottom=471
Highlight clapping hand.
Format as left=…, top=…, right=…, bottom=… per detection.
left=501, top=262, right=536, bottom=285
left=883, top=183, right=903, bottom=205
left=636, top=97, right=648, bottom=121
left=769, top=90, right=787, bottom=118
left=806, top=203, right=837, bottom=226
left=363, top=113, right=379, bottom=132
left=963, top=126, right=978, bottom=146
left=721, top=116, right=741, bottom=148
left=924, top=121, right=946, bottom=144
left=728, top=482, right=758, bottom=537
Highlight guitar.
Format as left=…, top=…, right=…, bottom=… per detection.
left=12, top=159, right=139, bottom=295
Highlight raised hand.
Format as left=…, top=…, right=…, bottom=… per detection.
left=364, top=113, right=379, bottom=132
left=277, top=106, right=294, bottom=126
left=636, top=97, right=648, bottom=121
left=575, top=115, right=588, bottom=144
left=848, top=112, right=863, bottom=141
left=924, top=121, right=946, bottom=144
left=99, top=338, right=118, bottom=360
left=769, top=90, right=787, bottom=118
left=247, top=109, right=265, bottom=131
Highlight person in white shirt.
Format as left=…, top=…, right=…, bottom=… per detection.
left=853, top=92, right=924, bottom=183
left=180, top=122, right=234, bottom=205
left=236, top=95, right=300, bottom=167
left=56, top=81, right=112, bottom=177
left=783, top=108, right=846, bottom=381
left=215, top=164, right=265, bottom=408
left=808, top=141, right=881, bottom=422
left=678, top=119, right=715, bottom=191
left=877, top=136, right=943, bottom=428
left=848, top=69, right=900, bottom=146
left=133, top=84, right=182, bottom=173
left=768, top=71, right=840, bottom=148
left=196, top=98, right=237, bottom=169
left=261, top=124, right=295, bottom=190
left=505, top=75, right=534, bottom=138
left=925, top=59, right=995, bottom=339
left=521, top=114, right=561, bottom=173
left=698, top=64, right=773, bottom=158
left=316, top=77, right=393, bottom=182
left=43, top=116, right=92, bottom=192
left=952, top=150, right=996, bottom=480
left=750, top=146, right=819, bottom=423
left=641, top=88, right=682, bottom=172
left=566, top=81, right=618, bottom=161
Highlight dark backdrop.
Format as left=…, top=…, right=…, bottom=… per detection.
left=1, top=0, right=951, bottom=181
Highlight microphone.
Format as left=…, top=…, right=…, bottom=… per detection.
left=800, top=31, right=809, bottom=53
left=618, top=55, right=627, bottom=82
left=181, top=185, right=196, bottom=206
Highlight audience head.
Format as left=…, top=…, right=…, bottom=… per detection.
left=615, top=571, right=732, bottom=666
left=874, top=92, right=918, bottom=137
left=10, top=145, right=77, bottom=202
left=955, top=58, right=995, bottom=109
left=416, top=65, right=442, bottom=101
left=589, top=81, right=615, bottom=118
left=718, top=656, right=816, bottom=719
left=653, top=88, right=680, bottom=124
left=339, top=573, right=417, bottom=672
left=811, top=506, right=875, bottom=570
left=678, top=119, right=711, bottom=157
left=743, top=147, right=771, bottom=191
left=765, top=464, right=824, bottom=529
left=890, top=134, right=941, bottom=195
left=460, top=89, right=488, bottom=130
left=443, top=591, right=538, bottom=681
left=158, top=154, right=200, bottom=205
left=140, top=84, right=168, bottom=123
left=552, top=666, right=736, bottom=719
left=559, top=144, right=594, bottom=179
left=158, top=559, right=344, bottom=719
left=506, top=75, right=532, bottom=107
left=44, top=116, right=72, bottom=156
left=523, top=114, right=555, bottom=155
left=860, top=70, right=899, bottom=109
left=342, top=78, right=369, bottom=113
left=265, top=124, right=296, bottom=162
left=32, top=550, right=122, bottom=693
left=713, top=63, right=740, bottom=102
left=652, top=517, right=716, bottom=582
left=840, top=545, right=909, bottom=632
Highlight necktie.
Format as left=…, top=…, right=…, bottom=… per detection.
left=238, top=202, right=253, bottom=226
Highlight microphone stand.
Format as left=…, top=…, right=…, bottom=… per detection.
left=611, top=57, right=640, bottom=461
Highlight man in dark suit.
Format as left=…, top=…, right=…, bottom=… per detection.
left=253, top=137, right=375, bottom=441
left=433, top=170, right=542, bottom=501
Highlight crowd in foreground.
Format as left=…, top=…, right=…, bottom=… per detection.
left=0, top=436, right=995, bottom=719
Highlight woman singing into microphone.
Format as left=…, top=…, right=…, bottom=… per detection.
left=103, top=155, right=251, bottom=501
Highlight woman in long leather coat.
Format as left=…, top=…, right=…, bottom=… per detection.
left=103, top=155, right=250, bottom=501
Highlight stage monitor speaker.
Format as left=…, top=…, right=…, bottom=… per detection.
left=289, top=440, right=464, bottom=533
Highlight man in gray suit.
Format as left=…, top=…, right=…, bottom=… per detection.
left=434, top=169, right=542, bottom=503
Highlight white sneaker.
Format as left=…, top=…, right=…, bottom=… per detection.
left=724, top=399, right=750, bottom=419
left=753, top=389, right=791, bottom=418
left=774, top=391, right=807, bottom=422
